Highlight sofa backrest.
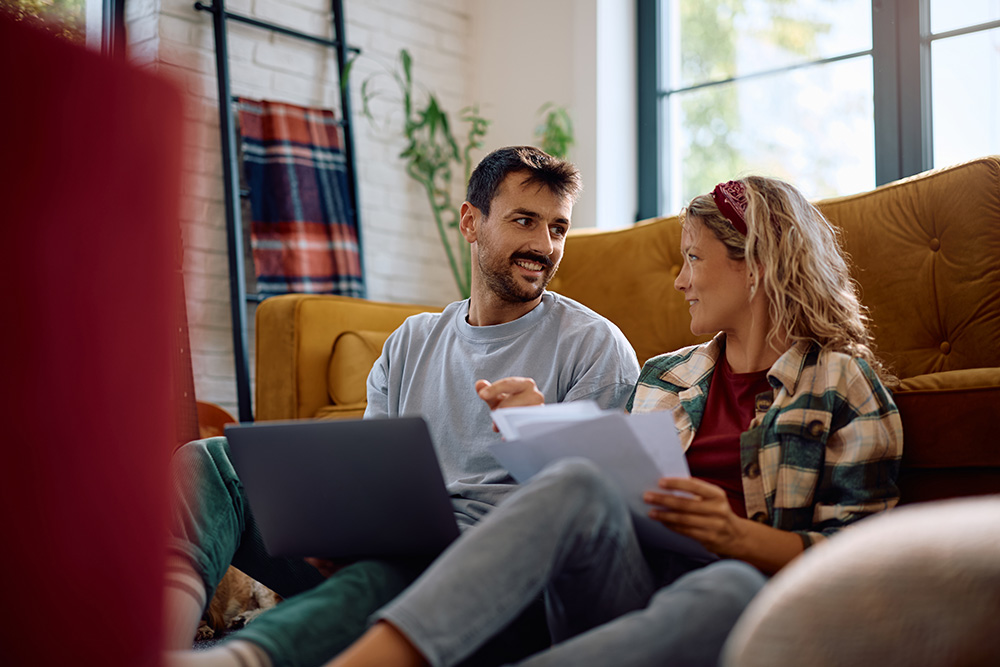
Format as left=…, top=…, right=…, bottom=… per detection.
left=549, top=216, right=707, bottom=367
left=551, top=156, right=1000, bottom=381
left=817, top=156, right=1000, bottom=381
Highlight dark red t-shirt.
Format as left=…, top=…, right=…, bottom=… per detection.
left=685, top=357, right=772, bottom=519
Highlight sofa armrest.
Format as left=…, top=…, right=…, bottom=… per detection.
left=255, top=294, right=439, bottom=421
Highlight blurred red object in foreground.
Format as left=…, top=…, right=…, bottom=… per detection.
left=0, top=15, right=186, bottom=666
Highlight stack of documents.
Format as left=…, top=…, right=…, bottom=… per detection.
left=490, top=401, right=716, bottom=562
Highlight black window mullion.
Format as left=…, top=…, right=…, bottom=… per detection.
left=637, top=0, right=661, bottom=220
left=929, top=18, right=1000, bottom=41
left=873, top=0, right=902, bottom=184
left=869, top=0, right=933, bottom=185
left=101, top=0, right=126, bottom=60
left=898, top=0, right=933, bottom=176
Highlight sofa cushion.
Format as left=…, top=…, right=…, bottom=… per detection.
left=314, top=403, right=368, bottom=420
left=894, top=367, right=1000, bottom=503
left=327, top=330, right=391, bottom=406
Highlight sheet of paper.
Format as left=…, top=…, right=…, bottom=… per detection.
left=490, top=400, right=604, bottom=440
left=489, top=409, right=716, bottom=562
left=625, top=410, right=691, bottom=479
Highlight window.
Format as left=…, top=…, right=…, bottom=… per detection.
left=928, top=0, right=1000, bottom=168
left=3, top=0, right=124, bottom=56
left=638, top=0, right=1000, bottom=218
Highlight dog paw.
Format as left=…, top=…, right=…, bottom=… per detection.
left=227, top=609, right=258, bottom=630
left=195, top=621, right=216, bottom=640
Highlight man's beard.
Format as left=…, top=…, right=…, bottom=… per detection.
left=478, top=249, right=557, bottom=304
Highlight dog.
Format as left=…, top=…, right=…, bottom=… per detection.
left=196, top=566, right=283, bottom=640
left=193, top=406, right=283, bottom=640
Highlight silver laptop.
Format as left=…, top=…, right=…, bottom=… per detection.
left=225, top=417, right=460, bottom=559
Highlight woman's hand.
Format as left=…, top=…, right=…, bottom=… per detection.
left=645, top=477, right=805, bottom=574
left=644, top=477, right=747, bottom=558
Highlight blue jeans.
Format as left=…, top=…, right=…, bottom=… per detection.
left=168, top=438, right=548, bottom=667
left=376, top=458, right=766, bottom=667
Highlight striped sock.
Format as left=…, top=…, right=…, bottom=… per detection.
left=163, top=554, right=208, bottom=650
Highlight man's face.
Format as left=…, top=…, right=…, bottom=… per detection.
left=472, top=173, right=573, bottom=304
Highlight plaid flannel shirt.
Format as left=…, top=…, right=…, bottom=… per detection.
left=627, top=333, right=902, bottom=548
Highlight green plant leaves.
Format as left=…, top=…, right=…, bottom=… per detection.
left=401, top=48, right=413, bottom=88
left=358, top=48, right=488, bottom=299
left=535, top=103, right=574, bottom=160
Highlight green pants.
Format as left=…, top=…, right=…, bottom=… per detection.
left=168, top=438, right=548, bottom=667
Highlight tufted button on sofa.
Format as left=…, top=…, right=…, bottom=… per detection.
left=256, top=156, right=1000, bottom=506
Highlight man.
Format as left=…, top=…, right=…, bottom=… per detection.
left=165, top=146, right=640, bottom=667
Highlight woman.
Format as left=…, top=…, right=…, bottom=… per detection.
left=328, top=176, right=903, bottom=667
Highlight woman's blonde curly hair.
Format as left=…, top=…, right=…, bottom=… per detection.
left=681, top=175, right=895, bottom=385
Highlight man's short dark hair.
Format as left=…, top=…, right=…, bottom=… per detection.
left=466, top=146, right=582, bottom=217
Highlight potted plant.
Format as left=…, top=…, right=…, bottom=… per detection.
left=355, top=50, right=574, bottom=299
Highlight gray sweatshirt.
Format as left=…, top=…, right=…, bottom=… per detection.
left=365, top=291, right=640, bottom=528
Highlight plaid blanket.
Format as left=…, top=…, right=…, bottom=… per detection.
left=237, top=98, right=364, bottom=297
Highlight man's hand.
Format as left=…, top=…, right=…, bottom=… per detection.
left=475, top=377, right=545, bottom=411
left=476, top=377, right=545, bottom=432
left=644, top=477, right=747, bottom=557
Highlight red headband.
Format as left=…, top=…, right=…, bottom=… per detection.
left=711, top=180, right=748, bottom=236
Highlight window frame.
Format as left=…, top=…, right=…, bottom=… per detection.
left=102, top=0, right=126, bottom=59
left=636, top=0, right=1000, bottom=219
left=4, top=0, right=125, bottom=55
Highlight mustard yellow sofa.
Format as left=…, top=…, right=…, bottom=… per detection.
left=256, top=156, right=1000, bottom=505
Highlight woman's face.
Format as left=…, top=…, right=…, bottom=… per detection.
left=674, top=218, right=754, bottom=337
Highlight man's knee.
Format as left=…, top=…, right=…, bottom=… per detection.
left=173, top=436, right=231, bottom=468
left=171, top=437, right=238, bottom=488
left=168, top=436, right=245, bottom=542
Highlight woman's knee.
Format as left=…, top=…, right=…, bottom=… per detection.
left=529, top=458, right=631, bottom=532
left=537, top=458, right=620, bottom=506
left=706, top=561, right=766, bottom=603
left=669, top=560, right=766, bottom=610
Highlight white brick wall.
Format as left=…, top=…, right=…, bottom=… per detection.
left=128, top=0, right=474, bottom=417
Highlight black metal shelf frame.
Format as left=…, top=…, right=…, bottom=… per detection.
left=193, top=0, right=363, bottom=422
